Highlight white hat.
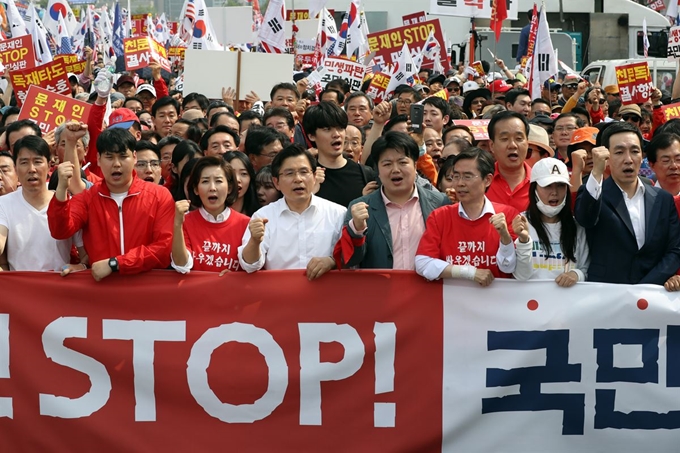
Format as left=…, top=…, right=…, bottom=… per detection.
left=462, top=81, right=480, bottom=94
left=530, top=157, right=571, bottom=187
left=137, top=83, right=156, bottom=97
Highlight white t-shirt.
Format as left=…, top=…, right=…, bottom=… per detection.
left=0, top=188, right=83, bottom=271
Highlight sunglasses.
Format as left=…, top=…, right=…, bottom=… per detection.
left=447, top=86, right=461, bottom=92
left=564, top=83, right=578, bottom=89
left=622, top=114, right=641, bottom=122
left=587, top=98, right=606, bottom=104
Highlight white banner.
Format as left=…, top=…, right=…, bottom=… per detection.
left=306, top=56, right=366, bottom=92
left=668, top=26, right=680, bottom=60
left=443, top=279, right=680, bottom=452
left=429, top=0, right=518, bottom=20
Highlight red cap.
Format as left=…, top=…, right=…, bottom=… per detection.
left=108, top=108, right=139, bottom=129
left=490, top=79, right=512, bottom=93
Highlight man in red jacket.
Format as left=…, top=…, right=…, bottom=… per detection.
left=48, top=126, right=174, bottom=281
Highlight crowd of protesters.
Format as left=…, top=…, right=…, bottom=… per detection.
left=3, top=44, right=680, bottom=292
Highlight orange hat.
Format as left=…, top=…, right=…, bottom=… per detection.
left=570, top=127, right=599, bottom=146
left=604, top=85, right=619, bottom=95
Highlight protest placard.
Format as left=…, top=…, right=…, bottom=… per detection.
left=168, top=46, right=186, bottom=66
left=286, top=9, right=334, bottom=20
left=0, top=35, right=36, bottom=76
left=615, top=62, right=654, bottom=104
left=182, top=50, right=238, bottom=99
left=306, top=57, right=366, bottom=93
left=208, top=6, right=254, bottom=45
left=123, top=36, right=171, bottom=72
left=18, top=85, right=91, bottom=133
left=365, top=72, right=391, bottom=104
left=402, top=11, right=427, bottom=26
left=668, top=26, right=680, bottom=59
left=285, top=20, right=317, bottom=63
left=453, top=119, right=490, bottom=141
left=53, top=54, right=86, bottom=74
left=9, top=60, right=70, bottom=106
left=662, top=102, right=680, bottom=122
left=239, top=52, right=297, bottom=100
left=367, top=19, right=450, bottom=72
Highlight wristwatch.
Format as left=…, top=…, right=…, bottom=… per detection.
left=108, top=257, right=119, bottom=272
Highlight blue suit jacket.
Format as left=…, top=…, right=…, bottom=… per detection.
left=574, top=177, right=680, bottom=285
left=343, top=186, right=449, bottom=269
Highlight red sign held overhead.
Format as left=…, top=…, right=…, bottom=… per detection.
left=9, top=59, right=71, bottom=107
left=123, top=37, right=171, bottom=72
left=18, top=85, right=92, bottom=134
left=615, top=62, right=654, bottom=105
left=0, top=35, right=36, bottom=76
left=401, top=11, right=427, bottom=26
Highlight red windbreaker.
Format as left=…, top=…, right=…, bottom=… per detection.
left=47, top=177, right=174, bottom=274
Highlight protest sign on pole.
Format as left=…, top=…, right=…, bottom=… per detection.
left=168, top=47, right=186, bottom=66
left=9, top=59, right=70, bottom=106
left=182, top=50, right=239, bottom=99
left=53, top=54, right=86, bottom=74
left=615, top=62, right=654, bottom=105
left=662, top=102, right=680, bottom=121
left=667, top=26, right=680, bottom=59
left=0, top=35, right=36, bottom=76
left=239, top=52, right=296, bottom=100
left=18, top=85, right=91, bottom=133
left=402, top=11, right=427, bottom=26
left=306, top=56, right=366, bottom=93
left=453, top=119, right=490, bottom=141
left=123, top=36, right=171, bottom=72
left=365, top=72, right=391, bottom=104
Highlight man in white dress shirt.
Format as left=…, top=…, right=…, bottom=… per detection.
left=238, top=144, right=346, bottom=279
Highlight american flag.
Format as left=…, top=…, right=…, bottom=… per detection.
left=181, top=0, right=196, bottom=43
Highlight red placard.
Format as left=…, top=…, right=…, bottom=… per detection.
left=17, top=85, right=91, bottom=133
left=365, top=72, right=391, bottom=104
left=286, top=9, right=334, bottom=20
left=402, top=11, right=427, bottom=26
left=367, top=19, right=450, bottom=72
left=615, top=62, right=653, bottom=105
left=123, top=36, right=171, bottom=72
left=647, top=0, right=665, bottom=12
left=0, top=270, right=443, bottom=452
left=0, top=35, right=36, bottom=76
left=168, top=46, right=186, bottom=65
left=453, top=119, right=490, bottom=141
left=662, top=102, right=680, bottom=122
left=168, top=21, right=179, bottom=35
left=9, top=60, right=70, bottom=107
left=53, top=54, right=87, bottom=74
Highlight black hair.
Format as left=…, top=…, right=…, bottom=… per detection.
left=97, top=128, right=136, bottom=155
left=135, top=140, right=160, bottom=159
left=140, top=130, right=161, bottom=142
left=175, top=157, right=199, bottom=201
left=436, top=156, right=457, bottom=192
left=383, top=114, right=410, bottom=134
left=395, top=86, right=422, bottom=102
left=487, top=111, right=530, bottom=141
left=124, top=97, right=144, bottom=109
left=172, top=118, right=193, bottom=136
left=158, top=135, right=182, bottom=151
left=223, top=151, right=260, bottom=216
left=207, top=100, right=232, bottom=119
left=422, top=96, right=451, bottom=120
left=452, top=147, right=495, bottom=185
left=302, top=101, right=349, bottom=139
left=526, top=181, right=577, bottom=262
left=187, top=156, right=239, bottom=208
left=151, top=96, right=180, bottom=117
left=182, top=92, right=209, bottom=112
left=344, top=91, right=374, bottom=110
left=584, top=87, right=603, bottom=105
left=171, top=140, right=201, bottom=177
left=12, top=135, right=50, bottom=163
left=5, top=119, right=41, bottom=151
left=0, top=106, right=20, bottom=127
left=645, top=132, right=680, bottom=163
left=237, top=110, right=263, bottom=131
left=527, top=9, right=534, bottom=20
left=271, top=144, right=316, bottom=178
left=263, top=107, right=295, bottom=130
left=326, top=78, right=350, bottom=94
left=186, top=121, right=205, bottom=145
left=554, top=112, right=585, bottom=129
left=209, top=111, right=239, bottom=128
left=531, top=98, right=550, bottom=108
left=370, top=131, right=420, bottom=164
left=443, top=125, right=473, bottom=144
left=504, top=88, right=531, bottom=106
left=347, top=123, right=366, bottom=144
left=270, top=82, right=300, bottom=101
left=608, top=99, right=622, bottom=118
left=244, top=125, right=287, bottom=156
left=200, top=125, right=240, bottom=152
left=418, top=68, right=432, bottom=78
left=320, top=88, right=345, bottom=105
left=600, top=121, right=643, bottom=149
left=571, top=106, right=592, bottom=126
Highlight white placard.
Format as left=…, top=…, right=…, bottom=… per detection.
left=239, top=52, right=295, bottom=101
left=182, top=49, right=238, bottom=98
left=208, top=6, right=255, bottom=45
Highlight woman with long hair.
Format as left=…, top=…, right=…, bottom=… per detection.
left=512, top=158, right=589, bottom=286
left=223, top=151, right=260, bottom=216
left=171, top=156, right=250, bottom=273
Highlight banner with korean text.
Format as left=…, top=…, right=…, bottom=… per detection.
left=1, top=272, right=680, bottom=451
left=0, top=35, right=36, bottom=76
left=9, top=60, right=70, bottom=106
left=53, top=54, right=87, bottom=74
left=306, top=56, right=366, bottom=93
left=662, top=102, right=680, bottom=121
left=453, top=119, right=489, bottom=140
left=615, top=62, right=654, bottom=105
left=18, top=86, right=91, bottom=133
left=123, top=36, right=171, bottom=72
left=367, top=19, right=450, bottom=72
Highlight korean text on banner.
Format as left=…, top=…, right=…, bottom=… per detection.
left=615, top=62, right=654, bottom=105
left=53, top=54, right=86, bottom=74
left=9, top=59, right=70, bottom=107
left=17, top=85, right=91, bottom=133
left=0, top=35, right=36, bottom=76
left=367, top=19, right=450, bottom=72
left=402, top=11, right=427, bottom=26
left=168, top=46, right=186, bottom=66
left=365, top=72, right=391, bottom=104
left=453, top=119, right=490, bottom=140
left=668, top=26, right=680, bottom=60
left=662, top=102, right=680, bottom=121
left=123, top=36, right=171, bottom=72
left=306, top=57, right=366, bottom=93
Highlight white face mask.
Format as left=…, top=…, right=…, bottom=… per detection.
left=536, top=194, right=566, bottom=218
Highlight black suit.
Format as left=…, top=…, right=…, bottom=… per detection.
left=575, top=177, right=680, bottom=285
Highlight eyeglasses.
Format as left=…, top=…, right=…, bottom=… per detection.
left=396, top=99, right=413, bottom=105
left=450, top=173, right=481, bottom=182
left=554, top=125, right=578, bottom=133
left=278, top=168, right=312, bottom=179
left=658, top=156, right=680, bottom=166
left=135, top=160, right=161, bottom=169
left=564, top=83, right=578, bottom=89
left=622, top=114, right=641, bottom=123
left=344, top=140, right=361, bottom=147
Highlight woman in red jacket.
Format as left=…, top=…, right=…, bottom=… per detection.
left=171, top=156, right=250, bottom=273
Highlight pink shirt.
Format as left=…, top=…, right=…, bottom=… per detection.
left=380, top=187, right=425, bottom=270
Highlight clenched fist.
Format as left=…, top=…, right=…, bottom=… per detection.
left=351, top=202, right=369, bottom=231
left=489, top=212, right=512, bottom=244
left=249, top=218, right=268, bottom=243
left=591, top=146, right=610, bottom=180
left=512, top=214, right=531, bottom=244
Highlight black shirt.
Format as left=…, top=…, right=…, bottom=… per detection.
left=316, top=159, right=375, bottom=207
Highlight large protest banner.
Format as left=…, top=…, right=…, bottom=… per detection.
left=0, top=35, right=36, bottom=76
left=18, top=86, right=91, bottom=133
left=9, top=60, right=70, bottom=106
left=1, top=272, right=680, bottom=451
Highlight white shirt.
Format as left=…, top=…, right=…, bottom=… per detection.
left=238, top=195, right=346, bottom=272
left=586, top=175, right=646, bottom=249
left=171, top=207, right=231, bottom=274
left=0, top=188, right=83, bottom=271
left=414, top=197, right=517, bottom=281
